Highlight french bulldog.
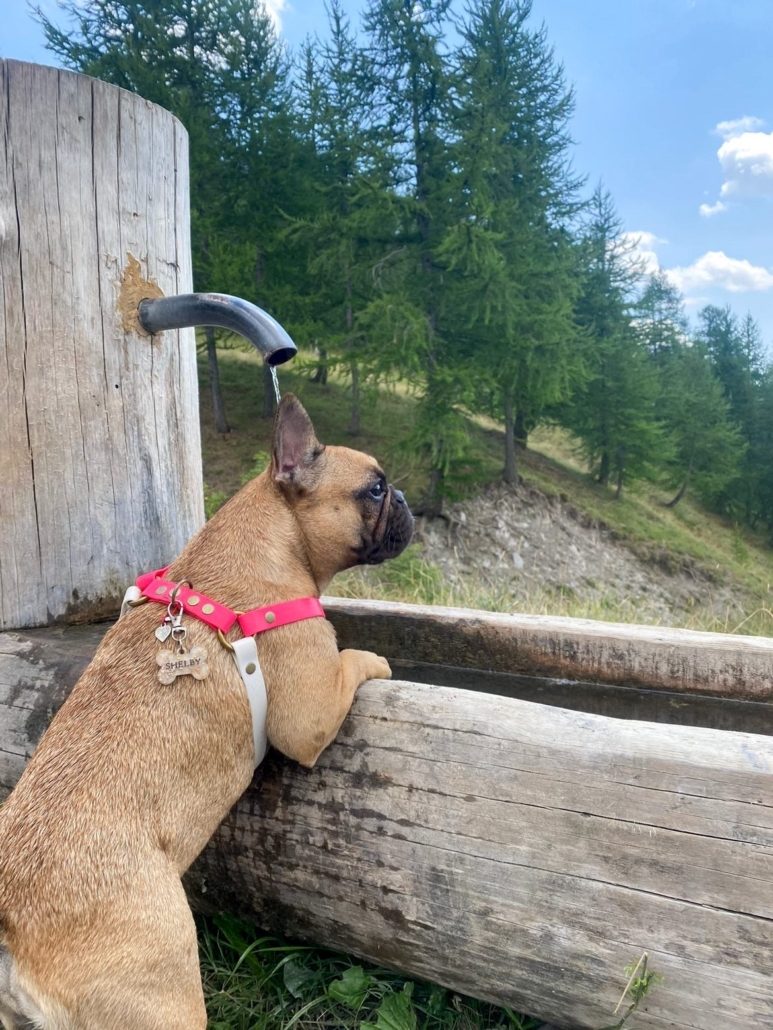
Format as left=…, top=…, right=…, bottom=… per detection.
left=0, top=394, right=413, bottom=1029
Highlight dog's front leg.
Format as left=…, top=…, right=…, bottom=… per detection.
left=301, top=648, right=391, bottom=767
left=269, top=648, right=390, bottom=768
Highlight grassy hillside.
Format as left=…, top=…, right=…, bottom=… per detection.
left=200, top=346, right=773, bottom=636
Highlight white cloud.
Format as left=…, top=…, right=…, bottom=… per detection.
left=666, top=251, right=773, bottom=295
left=699, top=117, right=773, bottom=213
left=717, top=130, right=773, bottom=198
left=262, top=0, right=288, bottom=32
left=620, top=230, right=665, bottom=276
left=698, top=199, right=727, bottom=217
left=714, top=116, right=765, bottom=140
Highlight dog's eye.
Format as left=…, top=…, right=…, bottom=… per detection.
left=369, top=481, right=386, bottom=500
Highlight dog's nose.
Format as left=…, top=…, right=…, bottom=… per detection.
left=393, top=488, right=406, bottom=505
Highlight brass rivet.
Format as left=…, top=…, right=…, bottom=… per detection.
left=245, top=662, right=257, bottom=675
left=188, top=595, right=200, bottom=606
left=156, top=585, right=167, bottom=594
left=265, top=611, right=276, bottom=623
left=202, top=603, right=214, bottom=615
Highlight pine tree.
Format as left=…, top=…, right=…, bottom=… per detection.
left=658, top=343, right=745, bottom=508
left=286, top=3, right=398, bottom=434
left=697, top=306, right=765, bottom=520
left=362, top=0, right=463, bottom=514
left=755, top=366, right=773, bottom=536
left=634, top=271, right=688, bottom=364
left=698, top=307, right=758, bottom=419
left=562, top=187, right=665, bottom=497
left=439, top=0, right=582, bottom=483
left=631, top=280, right=744, bottom=509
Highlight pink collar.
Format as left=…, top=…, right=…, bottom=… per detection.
left=136, top=566, right=325, bottom=638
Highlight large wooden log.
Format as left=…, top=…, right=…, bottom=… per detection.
left=194, top=682, right=773, bottom=1030
left=0, top=60, right=202, bottom=630
left=1, top=605, right=772, bottom=1029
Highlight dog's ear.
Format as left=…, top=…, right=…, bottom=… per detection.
left=271, top=393, right=324, bottom=489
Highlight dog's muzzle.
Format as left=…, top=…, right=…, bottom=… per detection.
left=360, top=487, right=414, bottom=565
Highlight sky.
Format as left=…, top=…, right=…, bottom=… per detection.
left=3, top=0, right=773, bottom=348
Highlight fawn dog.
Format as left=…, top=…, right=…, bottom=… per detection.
left=0, top=394, right=413, bottom=1029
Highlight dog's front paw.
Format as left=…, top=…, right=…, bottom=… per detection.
left=363, top=651, right=392, bottom=682
left=340, top=648, right=392, bottom=685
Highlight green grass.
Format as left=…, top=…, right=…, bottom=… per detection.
left=334, top=546, right=773, bottom=635
left=526, top=425, right=773, bottom=594
left=199, top=915, right=538, bottom=1030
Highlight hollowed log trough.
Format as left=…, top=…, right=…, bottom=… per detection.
left=1, top=599, right=771, bottom=1030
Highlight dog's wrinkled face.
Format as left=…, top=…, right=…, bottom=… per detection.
left=270, top=394, right=414, bottom=584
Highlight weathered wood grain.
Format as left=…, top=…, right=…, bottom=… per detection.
left=325, top=596, right=773, bottom=702
left=187, top=686, right=773, bottom=1029
left=185, top=679, right=773, bottom=1030
left=1, top=613, right=771, bottom=1029
left=0, top=60, right=202, bottom=630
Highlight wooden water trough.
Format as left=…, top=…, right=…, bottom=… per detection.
left=2, top=605, right=772, bottom=1029
left=1, top=59, right=772, bottom=1030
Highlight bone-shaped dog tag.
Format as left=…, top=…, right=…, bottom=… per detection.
left=156, top=646, right=209, bottom=685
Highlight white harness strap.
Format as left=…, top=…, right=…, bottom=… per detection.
left=231, top=636, right=269, bottom=767
left=120, top=584, right=142, bottom=617
left=119, top=585, right=269, bottom=768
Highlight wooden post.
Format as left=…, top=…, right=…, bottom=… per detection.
left=0, top=60, right=203, bottom=631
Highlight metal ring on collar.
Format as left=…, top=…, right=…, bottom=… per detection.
left=217, top=629, right=235, bottom=653
left=169, top=581, right=193, bottom=603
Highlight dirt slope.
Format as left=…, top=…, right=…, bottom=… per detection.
left=418, top=483, right=746, bottom=626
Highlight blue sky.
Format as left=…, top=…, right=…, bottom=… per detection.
left=3, top=0, right=773, bottom=348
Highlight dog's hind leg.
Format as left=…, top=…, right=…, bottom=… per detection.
left=0, top=944, right=70, bottom=1030
left=3, top=863, right=205, bottom=1030
left=68, top=870, right=207, bottom=1030
left=71, top=939, right=207, bottom=1030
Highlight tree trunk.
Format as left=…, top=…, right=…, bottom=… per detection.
left=205, top=327, right=230, bottom=434
left=349, top=362, right=361, bottom=436
left=422, top=466, right=445, bottom=519
left=345, top=280, right=360, bottom=436
left=418, top=358, right=446, bottom=517
left=614, top=446, right=626, bottom=499
left=311, top=343, right=328, bottom=384
left=665, top=478, right=689, bottom=509
left=514, top=408, right=528, bottom=450
left=503, top=392, right=517, bottom=485
left=598, top=450, right=610, bottom=486
left=0, top=60, right=201, bottom=630
left=262, top=364, right=277, bottom=419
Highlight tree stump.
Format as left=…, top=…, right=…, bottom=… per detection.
left=0, top=60, right=202, bottom=631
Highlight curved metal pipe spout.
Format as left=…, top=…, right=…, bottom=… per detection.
left=138, top=293, right=297, bottom=366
